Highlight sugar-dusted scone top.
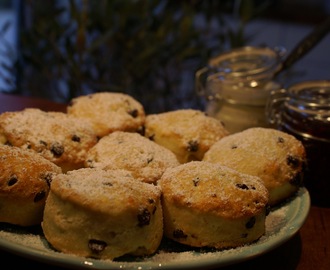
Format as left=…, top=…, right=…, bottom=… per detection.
left=85, top=131, right=180, bottom=184
left=0, top=108, right=98, bottom=172
left=42, top=168, right=163, bottom=260
left=203, top=127, right=306, bottom=206
left=67, top=92, right=146, bottom=138
left=158, top=161, right=269, bottom=249
left=0, top=144, right=62, bottom=226
left=144, top=109, right=229, bottom=163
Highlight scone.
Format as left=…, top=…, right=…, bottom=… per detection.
left=42, top=168, right=163, bottom=260
left=0, top=108, right=98, bottom=172
left=203, top=127, right=306, bottom=206
left=67, top=92, right=146, bottom=138
left=158, top=161, right=269, bottom=249
left=85, top=131, right=180, bottom=184
left=144, top=109, right=229, bottom=163
left=0, top=144, right=62, bottom=226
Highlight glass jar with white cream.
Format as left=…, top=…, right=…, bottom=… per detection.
left=196, top=46, right=284, bottom=133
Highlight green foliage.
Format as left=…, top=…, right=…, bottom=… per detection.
left=1, top=0, right=271, bottom=113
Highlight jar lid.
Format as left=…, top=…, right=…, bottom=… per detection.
left=208, top=46, right=283, bottom=79
left=283, top=80, right=330, bottom=141
left=287, top=80, right=330, bottom=107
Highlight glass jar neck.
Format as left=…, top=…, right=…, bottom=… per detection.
left=199, top=46, right=283, bottom=105
left=208, top=46, right=282, bottom=80
left=280, top=80, right=330, bottom=142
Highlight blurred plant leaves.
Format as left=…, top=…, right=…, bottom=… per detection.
left=0, top=0, right=270, bottom=113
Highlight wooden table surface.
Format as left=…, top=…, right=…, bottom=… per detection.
left=0, top=92, right=329, bottom=270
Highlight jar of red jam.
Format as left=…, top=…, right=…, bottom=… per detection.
left=267, top=80, right=330, bottom=207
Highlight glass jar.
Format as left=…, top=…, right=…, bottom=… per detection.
left=267, top=80, right=330, bottom=207
left=195, top=46, right=285, bottom=133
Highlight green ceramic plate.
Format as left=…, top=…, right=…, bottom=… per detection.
left=0, top=187, right=310, bottom=270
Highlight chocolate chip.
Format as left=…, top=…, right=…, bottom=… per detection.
left=287, top=155, right=300, bottom=168
left=34, top=190, right=46, bottom=202
left=50, top=142, right=64, bottom=157
left=137, top=208, right=151, bottom=227
left=192, top=177, right=200, bottom=187
left=128, top=109, right=138, bottom=118
left=103, top=182, right=113, bottom=187
left=236, top=183, right=249, bottom=190
left=231, top=144, right=238, bottom=149
left=148, top=198, right=155, bottom=204
left=4, top=141, right=12, bottom=146
left=7, top=175, right=18, bottom=186
left=187, top=140, right=198, bottom=152
left=148, top=134, right=155, bottom=141
left=173, top=229, right=187, bottom=239
left=289, top=172, right=303, bottom=186
left=277, top=137, right=285, bottom=143
left=39, top=140, right=47, bottom=146
left=71, top=134, right=81, bottom=142
left=88, top=239, right=107, bottom=253
left=245, top=216, right=256, bottom=229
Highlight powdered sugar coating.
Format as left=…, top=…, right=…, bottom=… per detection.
left=49, top=168, right=161, bottom=213
left=67, top=92, right=146, bottom=138
left=159, top=161, right=269, bottom=219
left=203, top=127, right=306, bottom=206
left=85, top=131, right=180, bottom=184
left=0, top=108, right=98, bottom=172
left=42, top=168, right=163, bottom=260
left=144, top=109, right=229, bottom=163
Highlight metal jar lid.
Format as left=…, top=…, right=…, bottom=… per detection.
left=267, top=80, right=330, bottom=142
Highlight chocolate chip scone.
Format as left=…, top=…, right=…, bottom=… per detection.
left=144, top=109, right=229, bottom=164
left=203, top=127, right=306, bottom=206
left=85, top=131, right=180, bottom=184
left=67, top=92, right=146, bottom=138
left=42, top=168, right=163, bottom=260
left=0, top=108, right=98, bottom=172
left=158, top=161, right=269, bottom=249
left=0, top=144, right=62, bottom=226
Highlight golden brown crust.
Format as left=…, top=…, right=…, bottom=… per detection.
left=144, top=109, right=229, bottom=163
left=159, top=161, right=269, bottom=219
left=85, top=131, right=180, bottom=184
left=158, top=161, right=269, bottom=249
left=203, top=127, right=306, bottom=206
left=42, top=168, right=163, bottom=260
left=0, top=108, right=98, bottom=172
left=67, top=92, right=146, bottom=137
left=0, top=144, right=62, bottom=226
